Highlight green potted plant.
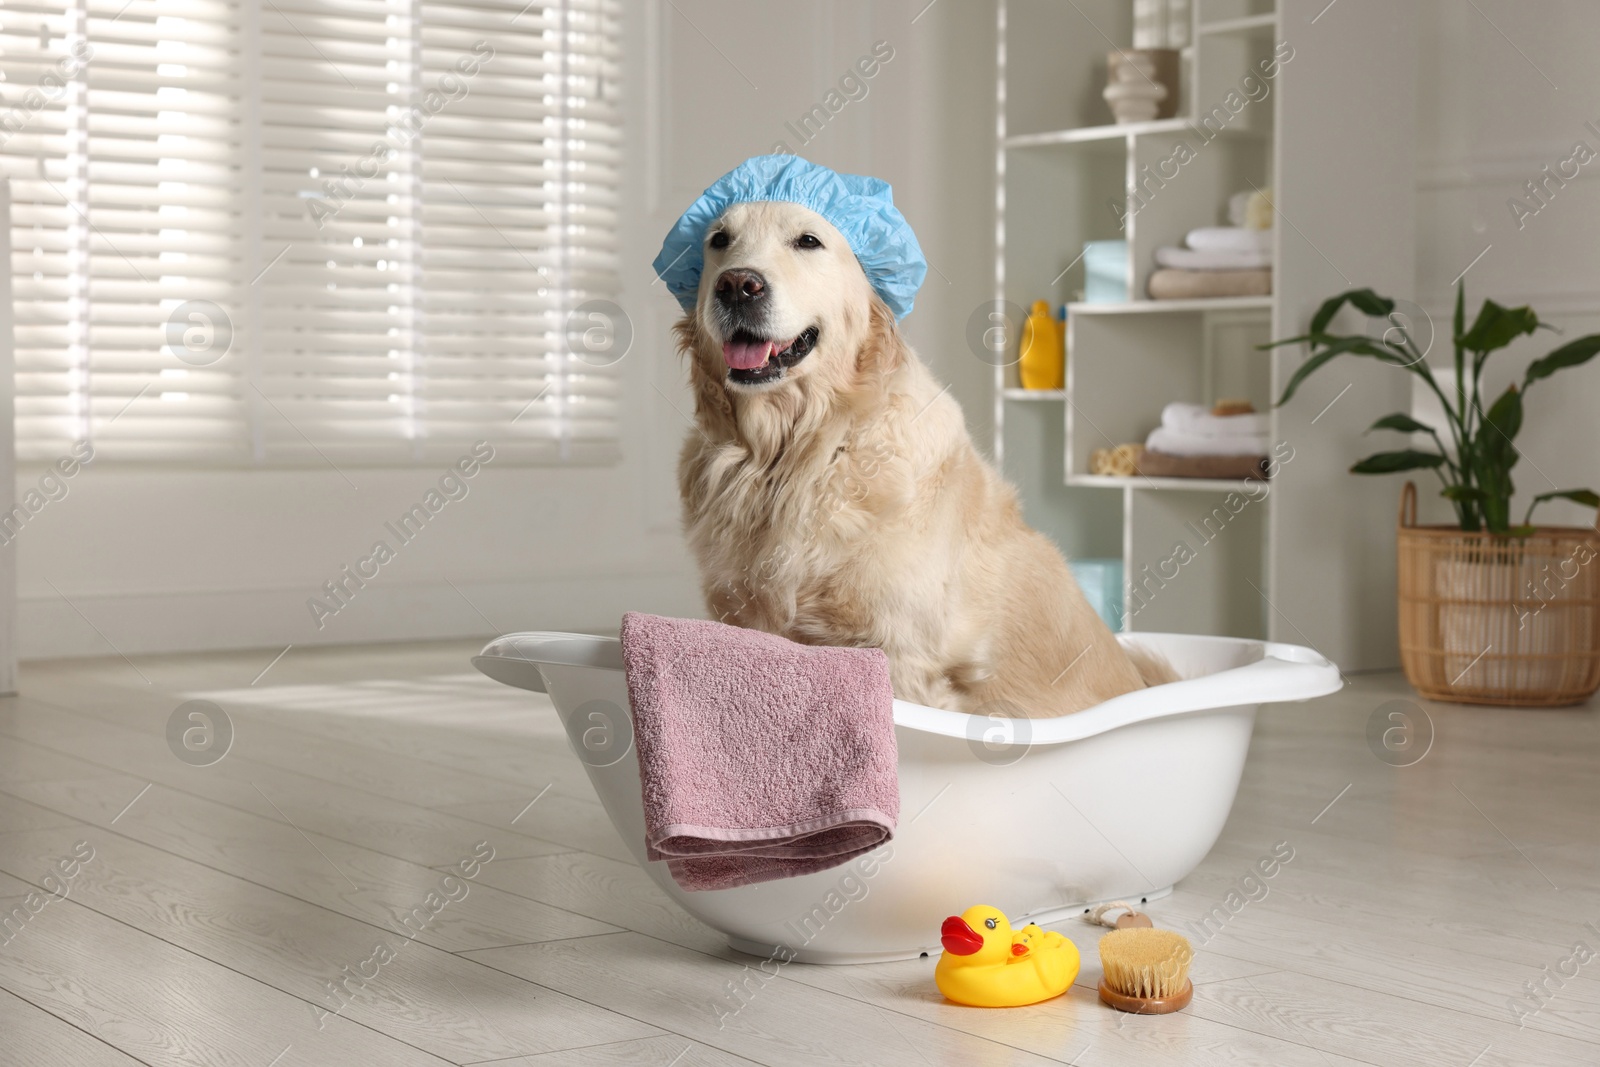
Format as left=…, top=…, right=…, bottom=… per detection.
left=1266, top=283, right=1600, bottom=706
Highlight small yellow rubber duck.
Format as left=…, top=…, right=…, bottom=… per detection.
left=935, top=905, right=1081, bottom=1008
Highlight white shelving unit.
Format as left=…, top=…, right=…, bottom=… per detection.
left=992, top=0, right=1418, bottom=669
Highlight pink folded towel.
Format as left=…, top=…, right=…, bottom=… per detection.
left=619, top=612, right=899, bottom=892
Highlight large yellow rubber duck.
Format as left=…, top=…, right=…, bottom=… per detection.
left=935, top=905, right=1081, bottom=1008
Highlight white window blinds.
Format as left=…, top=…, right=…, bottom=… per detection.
left=1, top=0, right=623, bottom=465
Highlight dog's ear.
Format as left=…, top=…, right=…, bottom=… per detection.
left=674, top=313, right=735, bottom=434
left=854, top=297, right=907, bottom=382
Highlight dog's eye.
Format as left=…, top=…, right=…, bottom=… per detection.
left=709, top=231, right=729, bottom=250
left=794, top=233, right=822, bottom=250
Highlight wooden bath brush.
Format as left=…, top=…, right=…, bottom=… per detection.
left=1084, top=903, right=1194, bottom=1014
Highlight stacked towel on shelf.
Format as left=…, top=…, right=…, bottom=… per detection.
left=1148, top=268, right=1271, bottom=300
left=1160, top=400, right=1268, bottom=438
left=1154, top=246, right=1272, bottom=271
left=1145, top=402, right=1269, bottom=457
left=1149, top=188, right=1273, bottom=300
left=1091, top=402, right=1273, bottom=480
left=1083, top=239, right=1129, bottom=304
left=1146, top=426, right=1270, bottom=456
left=1184, top=226, right=1272, bottom=254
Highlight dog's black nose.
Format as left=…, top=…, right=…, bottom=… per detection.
left=715, top=269, right=767, bottom=307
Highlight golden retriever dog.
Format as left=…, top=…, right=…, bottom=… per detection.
left=673, top=201, right=1170, bottom=716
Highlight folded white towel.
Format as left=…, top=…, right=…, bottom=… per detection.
left=1155, top=246, right=1273, bottom=271
left=1147, top=425, right=1270, bottom=457
left=1184, top=227, right=1272, bottom=255
left=1160, top=401, right=1270, bottom=437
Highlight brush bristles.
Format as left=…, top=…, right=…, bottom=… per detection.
left=1098, top=928, right=1193, bottom=999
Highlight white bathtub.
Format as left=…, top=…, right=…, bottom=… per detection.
left=473, top=631, right=1340, bottom=964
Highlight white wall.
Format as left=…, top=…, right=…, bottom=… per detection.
left=1413, top=0, right=1600, bottom=529
left=1267, top=0, right=1417, bottom=673
left=19, top=0, right=998, bottom=660
left=35, top=2, right=1589, bottom=664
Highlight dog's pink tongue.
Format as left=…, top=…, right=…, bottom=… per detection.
left=723, top=338, right=775, bottom=370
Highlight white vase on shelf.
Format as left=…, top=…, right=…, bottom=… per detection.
left=1103, top=52, right=1166, bottom=124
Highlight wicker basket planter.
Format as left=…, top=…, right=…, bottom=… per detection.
left=1397, top=483, right=1600, bottom=706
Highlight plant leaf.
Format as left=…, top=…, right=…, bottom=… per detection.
left=1309, top=289, right=1395, bottom=336
left=1441, top=485, right=1485, bottom=502
left=1453, top=282, right=1464, bottom=347
left=1524, top=334, right=1600, bottom=387
left=1480, top=383, right=1523, bottom=448
left=1348, top=289, right=1397, bottom=318
left=1509, top=525, right=1537, bottom=539
left=1350, top=450, right=1446, bottom=474
left=1367, top=413, right=1434, bottom=434
left=1453, top=283, right=1466, bottom=416
left=1458, top=299, right=1540, bottom=353
left=1258, top=331, right=1348, bottom=351
left=1532, top=488, right=1600, bottom=510
left=1276, top=335, right=1412, bottom=406
left=1471, top=385, right=1523, bottom=534
left=1521, top=488, right=1600, bottom=528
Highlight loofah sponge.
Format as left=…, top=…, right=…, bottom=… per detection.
left=1089, top=443, right=1146, bottom=477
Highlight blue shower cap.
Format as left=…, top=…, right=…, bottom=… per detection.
left=653, top=154, right=927, bottom=322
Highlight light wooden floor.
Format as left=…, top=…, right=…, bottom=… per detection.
left=0, top=642, right=1596, bottom=1066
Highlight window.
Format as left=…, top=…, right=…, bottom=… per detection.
left=1, top=0, right=622, bottom=465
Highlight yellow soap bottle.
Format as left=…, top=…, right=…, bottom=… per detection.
left=1018, top=300, right=1064, bottom=390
